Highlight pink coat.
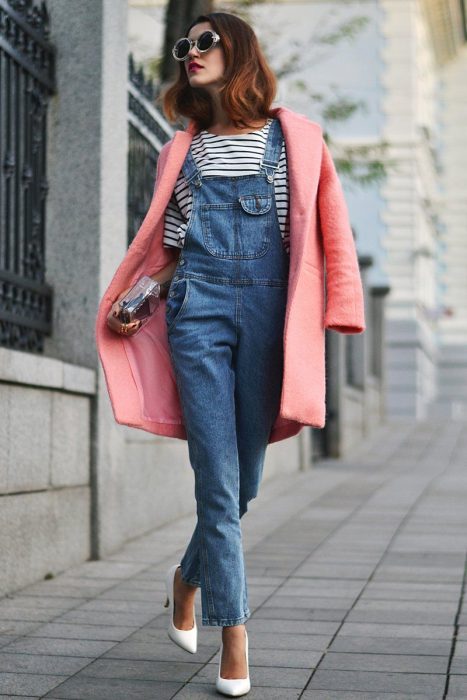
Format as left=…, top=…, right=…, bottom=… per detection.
left=95, top=106, right=366, bottom=444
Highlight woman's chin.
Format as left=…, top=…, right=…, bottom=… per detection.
left=187, top=74, right=207, bottom=87
left=187, top=74, right=219, bottom=90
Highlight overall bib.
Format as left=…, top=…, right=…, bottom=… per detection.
left=165, top=118, right=290, bottom=626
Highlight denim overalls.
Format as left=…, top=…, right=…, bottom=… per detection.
left=165, top=118, right=290, bottom=626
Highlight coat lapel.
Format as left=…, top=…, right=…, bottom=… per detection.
left=272, top=107, right=323, bottom=284
left=151, top=129, right=194, bottom=228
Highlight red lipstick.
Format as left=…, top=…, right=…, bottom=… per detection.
left=188, top=61, right=203, bottom=73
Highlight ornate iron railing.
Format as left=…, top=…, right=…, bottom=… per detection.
left=127, top=53, right=173, bottom=247
left=0, top=0, right=56, bottom=352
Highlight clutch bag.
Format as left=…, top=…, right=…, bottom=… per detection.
left=118, top=275, right=161, bottom=330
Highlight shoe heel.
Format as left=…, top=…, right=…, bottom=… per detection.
left=164, top=563, right=197, bottom=654
left=216, top=628, right=250, bottom=696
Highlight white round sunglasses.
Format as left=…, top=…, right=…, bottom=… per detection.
left=172, top=30, right=221, bottom=62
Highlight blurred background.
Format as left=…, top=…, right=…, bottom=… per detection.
left=1, top=0, right=466, bottom=596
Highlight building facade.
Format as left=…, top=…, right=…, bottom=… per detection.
left=238, top=0, right=467, bottom=420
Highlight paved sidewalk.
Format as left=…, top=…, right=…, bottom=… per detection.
left=1, top=418, right=466, bottom=699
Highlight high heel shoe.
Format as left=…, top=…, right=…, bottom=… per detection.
left=163, top=563, right=197, bottom=654
left=216, top=628, right=250, bottom=697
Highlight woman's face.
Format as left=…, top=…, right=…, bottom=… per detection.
left=184, top=22, right=225, bottom=93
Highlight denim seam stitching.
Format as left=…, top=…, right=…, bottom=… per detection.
left=167, top=278, right=190, bottom=334
left=198, top=465, right=216, bottom=620
left=201, top=611, right=251, bottom=626
left=181, top=272, right=287, bottom=286
left=169, top=352, right=201, bottom=587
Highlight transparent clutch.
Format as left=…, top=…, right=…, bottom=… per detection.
left=117, top=275, right=161, bottom=331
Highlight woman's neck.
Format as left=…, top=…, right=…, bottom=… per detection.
left=207, top=91, right=267, bottom=136
left=207, top=120, right=268, bottom=136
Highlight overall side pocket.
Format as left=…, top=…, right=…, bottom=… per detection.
left=165, top=277, right=190, bottom=333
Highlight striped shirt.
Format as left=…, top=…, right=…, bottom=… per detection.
left=162, top=118, right=290, bottom=253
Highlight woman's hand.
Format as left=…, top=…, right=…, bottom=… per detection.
left=106, top=286, right=142, bottom=337
left=105, top=254, right=180, bottom=336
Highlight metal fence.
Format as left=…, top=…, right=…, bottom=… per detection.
left=127, top=53, right=173, bottom=247
left=0, top=0, right=56, bottom=352
left=1, top=20, right=174, bottom=355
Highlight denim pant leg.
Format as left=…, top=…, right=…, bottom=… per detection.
left=168, top=283, right=250, bottom=627
left=236, top=284, right=287, bottom=513
left=177, top=284, right=286, bottom=619
left=178, top=524, right=202, bottom=587
left=178, top=470, right=259, bottom=593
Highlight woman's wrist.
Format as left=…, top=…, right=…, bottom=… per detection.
left=148, top=275, right=172, bottom=299
left=148, top=255, right=180, bottom=298
left=158, top=279, right=172, bottom=298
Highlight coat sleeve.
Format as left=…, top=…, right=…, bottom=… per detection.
left=317, top=137, right=366, bottom=334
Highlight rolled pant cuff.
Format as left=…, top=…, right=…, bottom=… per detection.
left=202, top=610, right=251, bottom=627
left=180, top=566, right=201, bottom=588
left=179, top=573, right=201, bottom=587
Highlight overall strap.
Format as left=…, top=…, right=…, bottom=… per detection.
left=259, top=118, right=283, bottom=183
left=182, top=144, right=202, bottom=188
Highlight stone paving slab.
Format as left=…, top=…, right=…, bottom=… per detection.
left=76, top=657, right=205, bottom=682
left=338, top=621, right=455, bottom=640
left=26, top=622, right=139, bottom=641
left=13, top=579, right=123, bottom=596
left=329, top=634, right=453, bottom=656
left=0, top=636, right=18, bottom=650
left=307, top=669, right=446, bottom=694
left=448, top=675, right=467, bottom=696
left=0, top=673, right=67, bottom=697
left=454, top=641, right=467, bottom=657
left=172, top=686, right=301, bottom=699
left=360, top=582, right=462, bottom=602
left=101, top=640, right=220, bottom=664
left=450, top=658, right=467, bottom=674
left=345, top=607, right=456, bottom=625
left=0, top=418, right=466, bottom=698
left=0, top=598, right=81, bottom=613
left=51, top=609, right=157, bottom=627
left=0, top=652, right=91, bottom=675
left=44, top=676, right=181, bottom=699
left=318, top=650, right=448, bottom=673
left=1, top=637, right=118, bottom=658
left=302, top=693, right=441, bottom=700
left=0, top=621, right=40, bottom=637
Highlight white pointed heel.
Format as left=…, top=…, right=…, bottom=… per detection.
left=163, top=563, right=197, bottom=654
left=216, top=628, right=250, bottom=697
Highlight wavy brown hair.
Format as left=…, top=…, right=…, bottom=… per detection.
left=162, top=12, right=277, bottom=131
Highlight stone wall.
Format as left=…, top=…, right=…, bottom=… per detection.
left=0, top=350, right=94, bottom=595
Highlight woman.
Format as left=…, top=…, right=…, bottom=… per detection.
left=96, top=11, right=366, bottom=697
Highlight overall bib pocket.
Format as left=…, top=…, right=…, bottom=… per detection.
left=166, top=277, right=190, bottom=333
left=201, top=194, right=272, bottom=259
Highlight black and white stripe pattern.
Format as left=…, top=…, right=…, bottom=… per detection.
left=163, top=119, right=290, bottom=253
